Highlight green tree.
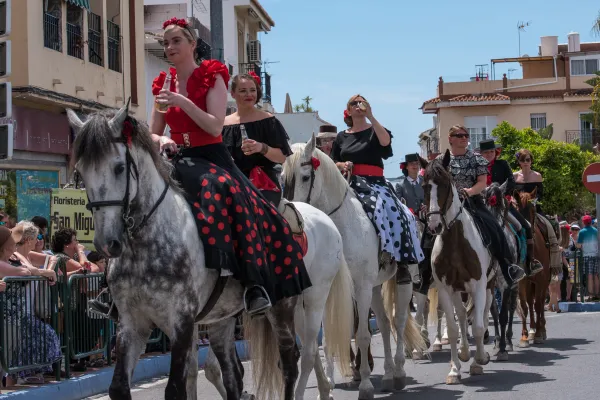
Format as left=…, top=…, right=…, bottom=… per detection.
left=293, top=96, right=314, bottom=112
left=493, top=122, right=600, bottom=216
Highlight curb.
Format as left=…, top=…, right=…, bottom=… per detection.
left=558, top=301, right=600, bottom=312
left=8, top=318, right=378, bottom=400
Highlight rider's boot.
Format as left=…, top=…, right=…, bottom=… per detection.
left=244, top=285, right=272, bottom=316
left=526, top=239, right=543, bottom=277
left=88, top=299, right=119, bottom=321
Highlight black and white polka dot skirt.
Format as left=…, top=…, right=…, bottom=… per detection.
left=351, top=175, right=424, bottom=264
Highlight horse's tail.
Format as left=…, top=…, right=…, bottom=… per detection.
left=243, top=315, right=283, bottom=400
left=323, top=254, right=354, bottom=377
left=404, top=307, right=429, bottom=356
left=427, top=287, right=439, bottom=326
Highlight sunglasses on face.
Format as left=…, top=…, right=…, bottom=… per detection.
left=348, top=100, right=364, bottom=106
left=0, top=221, right=5, bottom=226
left=520, top=158, right=532, bottom=162
left=37, top=234, right=44, bottom=240
left=451, top=133, right=469, bottom=139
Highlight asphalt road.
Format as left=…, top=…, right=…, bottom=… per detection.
left=88, top=311, right=599, bottom=399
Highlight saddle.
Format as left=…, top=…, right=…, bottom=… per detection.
left=534, top=214, right=562, bottom=271
left=278, top=199, right=308, bottom=257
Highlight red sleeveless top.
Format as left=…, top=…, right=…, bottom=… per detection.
left=152, top=60, right=230, bottom=147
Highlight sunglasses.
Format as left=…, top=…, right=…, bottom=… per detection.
left=451, top=133, right=469, bottom=139
left=520, top=158, right=532, bottom=162
left=348, top=100, right=364, bottom=106
left=37, top=234, right=44, bottom=240
left=0, top=221, right=5, bottom=226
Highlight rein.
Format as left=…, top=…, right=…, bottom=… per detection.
left=85, top=138, right=170, bottom=240
left=299, top=158, right=349, bottom=216
left=425, top=184, right=465, bottom=234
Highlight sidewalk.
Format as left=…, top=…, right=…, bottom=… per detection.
left=3, top=318, right=379, bottom=400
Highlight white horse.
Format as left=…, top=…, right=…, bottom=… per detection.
left=204, top=201, right=355, bottom=400
left=283, top=136, right=426, bottom=399
left=419, top=151, right=491, bottom=384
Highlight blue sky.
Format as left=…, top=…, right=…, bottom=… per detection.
left=257, top=0, right=600, bottom=177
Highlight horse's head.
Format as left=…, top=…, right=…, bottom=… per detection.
left=68, top=102, right=173, bottom=258
left=282, top=134, right=347, bottom=207
left=514, top=187, right=537, bottom=227
left=419, top=149, right=459, bottom=234
left=484, top=180, right=509, bottom=224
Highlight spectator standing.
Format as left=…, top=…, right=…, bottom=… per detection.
left=576, top=215, right=599, bottom=301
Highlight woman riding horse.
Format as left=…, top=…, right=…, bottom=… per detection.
left=89, top=17, right=311, bottom=318
left=331, top=94, right=424, bottom=281
left=222, top=73, right=291, bottom=207
left=441, top=126, right=525, bottom=288
left=477, top=139, right=543, bottom=277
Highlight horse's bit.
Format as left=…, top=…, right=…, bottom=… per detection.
left=296, top=158, right=349, bottom=216
left=84, top=138, right=170, bottom=240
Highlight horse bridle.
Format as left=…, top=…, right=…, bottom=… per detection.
left=294, top=158, right=349, bottom=216
left=84, top=138, right=170, bottom=239
left=425, top=183, right=464, bottom=234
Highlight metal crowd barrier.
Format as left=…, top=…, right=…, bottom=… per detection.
left=0, top=272, right=248, bottom=381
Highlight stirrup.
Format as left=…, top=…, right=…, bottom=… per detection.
left=508, top=265, right=526, bottom=288
left=87, top=288, right=117, bottom=320
left=529, top=260, right=543, bottom=276
left=243, top=285, right=272, bottom=316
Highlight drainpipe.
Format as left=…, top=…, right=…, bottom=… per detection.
left=494, top=56, right=558, bottom=91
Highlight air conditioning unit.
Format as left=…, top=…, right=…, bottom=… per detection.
left=248, top=40, right=261, bottom=63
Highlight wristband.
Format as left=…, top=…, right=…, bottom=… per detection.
left=260, top=143, right=269, bottom=155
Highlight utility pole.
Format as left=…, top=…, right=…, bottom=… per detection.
left=210, top=0, right=224, bottom=62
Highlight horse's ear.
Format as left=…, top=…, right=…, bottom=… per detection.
left=108, top=98, right=131, bottom=136
left=418, top=154, right=428, bottom=170
left=304, top=132, right=316, bottom=159
left=513, top=190, right=521, bottom=207
left=66, top=109, right=84, bottom=133
left=530, top=186, right=537, bottom=198
left=442, top=149, right=451, bottom=169
left=499, top=179, right=508, bottom=194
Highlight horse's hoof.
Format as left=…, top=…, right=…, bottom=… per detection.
left=432, top=343, right=443, bottom=352
left=469, top=364, right=484, bottom=375
left=441, top=338, right=450, bottom=345
left=241, top=392, right=256, bottom=400
left=358, top=385, right=375, bottom=400
left=518, top=340, right=530, bottom=348
left=492, top=345, right=500, bottom=357
left=507, top=343, right=514, bottom=352
left=316, top=395, right=334, bottom=400
left=533, top=336, right=544, bottom=345
left=476, top=352, right=490, bottom=366
left=458, top=349, right=470, bottom=363
left=446, top=374, right=461, bottom=385
left=412, top=350, right=427, bottom=360
left=495, top=351, right=509, bottom=362
left=528, top=332, right=536, bottom=341
left=381, top=378, right=394, bottom=393
left=394, top=376, right=407, bottom=391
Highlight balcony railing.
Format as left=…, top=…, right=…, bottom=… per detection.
left=88, top=12, right=103, bottom=66
left=566, top=129, right=600, bottom=147
left=239, top=62, right=261, bottom=77
left=66, top=23, right=83, bottom=59
left=43, top=13, right=61, bottom=52
left=107, top=21, right=121, bottom=72
left=262, top=72, right=271, bottom=103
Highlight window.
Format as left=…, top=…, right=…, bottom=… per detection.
left=43, top=0, right=62, bottom=52
left=88, top=12, right=103, bottom=66
left=530, top=113, right=547, bottom=131
left=66, top=3, right=84, bottom=59
left=464, top=116, right=498, bottom=150
left=107, top=21, right=121, bottom=72
left=571, top=58, right=600, bottom=75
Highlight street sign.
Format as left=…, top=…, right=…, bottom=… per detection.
left=582, top=162, right=600, bottom=193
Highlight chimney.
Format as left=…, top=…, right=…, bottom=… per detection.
left=438, top=77, right=444, bottom=97
left=568, top=32, right=581, bottom=52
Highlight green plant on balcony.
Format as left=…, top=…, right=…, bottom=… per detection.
left=582, top=71, right=600, bottom=128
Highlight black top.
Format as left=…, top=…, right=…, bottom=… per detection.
left=331, top=127, right=393, bottom=168
left=514, top=181, right=543, bottom=201
left=491, top=159, right=515, bottom=193
left=222, top=116, right=292, bottom=184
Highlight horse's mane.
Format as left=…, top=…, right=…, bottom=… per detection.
left=423, top=157, right=451, bottom=184
left=517, top=190, right=534, bottom=209
left=72, top=110, right=179, bottom=189
left=285, top=143, right=349, bottom=202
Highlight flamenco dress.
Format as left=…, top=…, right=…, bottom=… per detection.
left=152, top=60, right=311, bottom=313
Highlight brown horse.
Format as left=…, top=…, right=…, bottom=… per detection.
left=514, top=189, right=551, bottom=346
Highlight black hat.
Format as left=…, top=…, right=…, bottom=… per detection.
left=478, top=139, right=501, bottom=152
left=400, top=153, right=419, bottom=170
left=317, top=125, right=337, bottom=139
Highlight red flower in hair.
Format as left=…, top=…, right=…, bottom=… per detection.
left=311, top=157, right=321, bottom=170
left=488, top=195, right=497, bottom=206
left=343, top=110, right=350, bottom=119
left=163, top=17, right=189, bottom=30
left=248, top=71, right=261, bottom=86
left=122, top=120, right=134, bottom=148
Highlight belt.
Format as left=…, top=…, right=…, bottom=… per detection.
left=170, top=132, right=223, bottom=148
left=352, top=164, right=384, bottom=177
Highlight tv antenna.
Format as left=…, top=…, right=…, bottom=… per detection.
left=508, top=68, right=517, bottom=79
left=262, top=60, right=280, bottom=74
left=518, top=21, right=531, bottom=56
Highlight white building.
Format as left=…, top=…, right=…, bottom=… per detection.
left=143, top=0, right=276, bottom=123
left=275, top=112, right=333, bottom=145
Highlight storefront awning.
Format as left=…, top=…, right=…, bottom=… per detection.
left=66, top=0, right=91, bottom=10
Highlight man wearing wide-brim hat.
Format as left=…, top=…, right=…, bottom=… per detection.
left=316, top=125, right=337, bottom=157
left=395, top=153, right=425, bottom=213
left=477, top=138, right=543, bottom=277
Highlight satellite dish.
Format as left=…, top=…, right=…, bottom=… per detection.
left=522, top=54, right=530, bottom=58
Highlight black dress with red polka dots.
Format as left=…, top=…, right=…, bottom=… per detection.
left=172, top=143, right=312, bottom=304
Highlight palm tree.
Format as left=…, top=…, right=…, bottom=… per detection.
left=302, top=96, right=313, bottom=110
left=593, top=12, right=600, bottom=36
